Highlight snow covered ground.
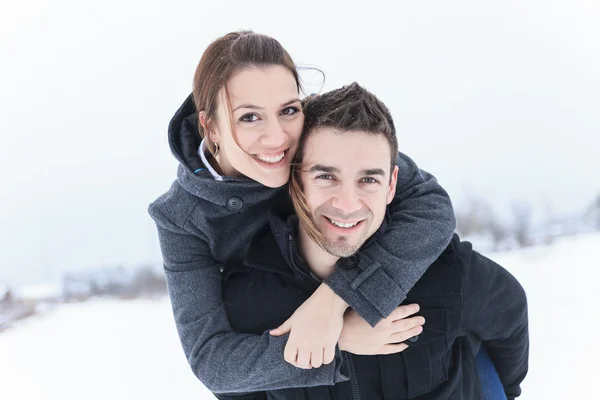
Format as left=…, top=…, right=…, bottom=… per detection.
left=1, top=233, right=598, bottom=399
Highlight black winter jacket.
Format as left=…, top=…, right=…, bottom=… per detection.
left=220, top=209, right=529, bottom=400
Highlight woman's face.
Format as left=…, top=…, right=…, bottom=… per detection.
left=210, top=65, right=304, bottom=188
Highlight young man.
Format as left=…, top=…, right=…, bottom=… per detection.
left=220, top=83, right=528, bottom=399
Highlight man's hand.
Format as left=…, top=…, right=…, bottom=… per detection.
left=269, top=283, right=348, bottom=369
left=339, top=303, right=424, bottom=355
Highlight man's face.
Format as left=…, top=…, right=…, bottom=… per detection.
left=300, top=128, right=398, bottom=257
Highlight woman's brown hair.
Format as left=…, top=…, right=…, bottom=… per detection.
left=192, top=31, right=301, bottom=157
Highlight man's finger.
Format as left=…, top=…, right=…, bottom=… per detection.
left=388, top=303, right=420, bottom=321
left=389, top=325, right=423, bottom=344
left=379, top=342, right=409, bottom=355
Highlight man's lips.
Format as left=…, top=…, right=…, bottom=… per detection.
left=323, top=216, right=365, bottom=232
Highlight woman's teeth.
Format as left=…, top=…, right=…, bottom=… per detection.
left=255, top=152, right=285, bottom=164
left=327, top=218, right=360, bottom=229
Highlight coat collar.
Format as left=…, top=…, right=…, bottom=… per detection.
left=244, top=205, right=390, bottom=277
left=243, top=206, right=308, bottom=280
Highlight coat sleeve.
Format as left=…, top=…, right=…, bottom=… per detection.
left=149, top=207, right=348, bottom=394
left=324, top=151, right=456, bottom=326
left=458, top=242, right=529, bottom=400
left=214, top=392, right=267, bottom=400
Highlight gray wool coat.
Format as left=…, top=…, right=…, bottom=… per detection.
left=148, top=94, right=457, bottom=394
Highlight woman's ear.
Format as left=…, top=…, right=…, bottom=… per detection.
left=199, top=111, right=219, bottom=142
left=198, top=111, right=208, bottom=131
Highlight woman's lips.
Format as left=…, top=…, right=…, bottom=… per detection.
left=251, top=149, right=289, bottom=169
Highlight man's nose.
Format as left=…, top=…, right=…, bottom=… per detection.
left=331, top=183, right=362, bottom=215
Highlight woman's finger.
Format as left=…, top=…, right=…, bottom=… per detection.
left=296, top=349, right=312, bottom=370
left=389, top=325, right=423, bottom=344
left=323, top=345, right=336, bottom=365
left=379, top=342, right=410, bottom=355
left=310, top=349, right=323, bottom=369
left=284, top=343, right=298, bottom=366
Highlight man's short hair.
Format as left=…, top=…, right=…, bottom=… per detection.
left=289, top=82, right=399, bottom=246
left=300, top=82, right=398, bottom=166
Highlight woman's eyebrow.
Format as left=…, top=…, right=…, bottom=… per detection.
left=281, top=98, right=301, bottom=107
left=233, top=98, right=300, bottom=112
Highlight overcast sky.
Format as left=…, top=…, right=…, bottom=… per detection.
left=1, top=0, right=598, bottom=284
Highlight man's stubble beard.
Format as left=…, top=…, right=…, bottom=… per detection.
left=321, top=234, right=365, bottom=258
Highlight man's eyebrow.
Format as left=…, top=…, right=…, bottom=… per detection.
left=308, top=166, right=386, bottom=175
left=232, top=98, right=301, bottom=112
left=361, top=168, right=386, bottom=176
left=309, top=164, right=340, bottom=173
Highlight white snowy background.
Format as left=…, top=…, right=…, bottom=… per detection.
left=1, top=0, right=598, bottom=284
left=1, top=0, right=599, bottom=399
left=2, top=233, right=598, bottom=399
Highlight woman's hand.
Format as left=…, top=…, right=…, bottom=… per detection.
left=269, top=283, right=348, bottom=369
left=339, top=303, right=424, bottom=355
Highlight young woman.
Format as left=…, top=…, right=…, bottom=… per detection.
left=148, top=31, right=456, bottom=394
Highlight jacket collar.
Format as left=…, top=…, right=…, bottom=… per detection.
left=243, top=205, right=307, bottom=279
left=244, top=205, right=390, bottom=277
left=168, top=94, right=282, bottom=210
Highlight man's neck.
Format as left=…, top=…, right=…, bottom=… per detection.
left=297, top=223, right=339, bottom=280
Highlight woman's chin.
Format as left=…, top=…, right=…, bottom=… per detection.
left=253, top=169, right=291, bottom=188
left=256, top=175, right=290, bottom=188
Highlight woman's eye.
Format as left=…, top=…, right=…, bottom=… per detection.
left=281, top=106, right=299, bottom=116
left=240, top=113, right=259, bottom=123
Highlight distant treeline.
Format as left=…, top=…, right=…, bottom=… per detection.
left=60, top=264, right=167, bottom=301
left=1, top=264, right=167, bottom=332
left=456, top=193, right=600, bottom=251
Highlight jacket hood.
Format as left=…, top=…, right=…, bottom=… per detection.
left=167, top=94, right=282, bottom=208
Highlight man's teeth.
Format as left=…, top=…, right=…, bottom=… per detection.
left=256, top=152, right=285, bottom=164
left=328, top=218, right=359, bottom=228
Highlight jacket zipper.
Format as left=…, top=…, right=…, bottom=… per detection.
left=347, top=353, right=361, bottom=400
left=287, top=234, right=319, bottom=286
left=288, top=233, right=360, bottom=399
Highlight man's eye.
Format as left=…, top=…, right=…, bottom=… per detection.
left=240, top=114, right=259, bottom=123
left=316, top=174, right=334, bottom=180
left=281, top=106, right=299, bottom=116
left=361, top=177, right=379, bottom=184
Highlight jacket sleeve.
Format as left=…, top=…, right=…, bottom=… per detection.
left=150, top=207, right=348, bottom=394
left=459, top=242, right=529, bottom=400
left=324, top=151, right=456, bottom=326
left=214, top=392, right=267, bottom=400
